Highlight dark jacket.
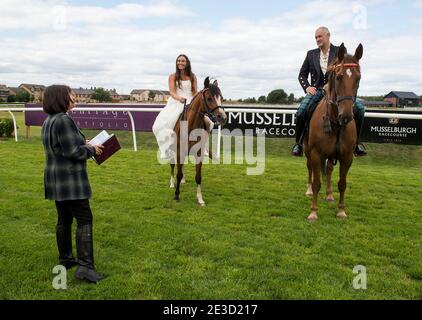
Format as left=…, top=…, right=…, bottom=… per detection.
left=42, top=112, right=96, bottom=201
left=298, top=43, right=338, bottom=93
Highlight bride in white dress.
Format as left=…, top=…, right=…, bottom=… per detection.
left=153, top=54, right=214, bottom=161
left=152, top=54, right=198, bottom=159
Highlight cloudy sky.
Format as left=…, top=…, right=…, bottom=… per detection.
left=0, top=0, right=421, bottom=99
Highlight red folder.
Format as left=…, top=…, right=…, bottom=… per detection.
left=93, top=134, right=121, bottom=165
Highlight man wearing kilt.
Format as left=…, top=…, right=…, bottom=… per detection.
left=291, top=26, right=367, bottom=157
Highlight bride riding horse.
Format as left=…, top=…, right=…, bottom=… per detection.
left=172, top=77, right=227, bottom=206
left=304, top=43, right=363, bottom=220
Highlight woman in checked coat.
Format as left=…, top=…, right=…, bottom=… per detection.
left=42, top=85, right=104, bottom=283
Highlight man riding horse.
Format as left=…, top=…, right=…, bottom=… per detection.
left=291, top=26, right=367, bottom=157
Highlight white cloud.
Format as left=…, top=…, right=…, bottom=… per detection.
left=0, top=0, right=195, bottom=30
left=0, top=0, right=421, bottom=99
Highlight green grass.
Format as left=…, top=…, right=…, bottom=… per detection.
left=0, top=112, right=422, bottom=299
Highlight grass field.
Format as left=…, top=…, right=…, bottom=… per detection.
left=0, top=112, right=422, bottom=299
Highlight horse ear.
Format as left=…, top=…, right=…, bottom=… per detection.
left=337, top=42, right=347, bottom=61
left=354, top=43, right=363, bottom=61
left=204, top=77, right=210, bottom=88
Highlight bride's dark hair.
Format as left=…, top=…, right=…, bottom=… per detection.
left=175, top=54, right=195, bottom=95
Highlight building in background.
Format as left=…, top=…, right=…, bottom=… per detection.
left=72, top=88, right=122, bottom=103
left=107, top=89, right=121, bottom=102
left=0, top=84, right=10, bottom=101
left=72, top=88, right=97, bottom=103
left=18, top=84, right=46, bottom=102
left=119, top=94, right=132, bottom=102
left=384, top=91, right=420, bottom=108
left=7, top=87, right=20, bottom=96
left=130, top=89, right=170, bottom=102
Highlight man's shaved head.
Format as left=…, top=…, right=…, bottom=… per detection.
left=315, top=26, right=331, bottom=50
left=316, top=26, right=330, bottom=35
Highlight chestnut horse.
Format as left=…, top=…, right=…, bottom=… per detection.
left=171, top=77, right=227, bottom=205
left=304, top=43, right=363, bottom=220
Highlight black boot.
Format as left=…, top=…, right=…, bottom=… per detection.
left=291, top=114, right=306, bottom=157
left=354, top=112, right=367, bottom=157
left=56, top=224, right=78, bottom=269
left=75, top=224, right=103, bottom=283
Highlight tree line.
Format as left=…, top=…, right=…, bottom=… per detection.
left=235, top=89, right=302, bottom=105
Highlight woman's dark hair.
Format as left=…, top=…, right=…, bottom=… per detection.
left=43, top=85, right=73, bottom=114
left=175, top=54, right=195, bottom=95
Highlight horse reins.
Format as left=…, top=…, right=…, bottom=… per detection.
left=182, top=88, right=225, bottom=124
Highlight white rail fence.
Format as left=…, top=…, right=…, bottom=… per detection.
left=1, top=106, right=422, bottom=151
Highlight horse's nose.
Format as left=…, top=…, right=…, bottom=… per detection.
left=216, top=114, right=227, bottom=126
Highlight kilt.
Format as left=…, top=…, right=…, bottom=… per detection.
left=296, top=89, right=365, bottom=118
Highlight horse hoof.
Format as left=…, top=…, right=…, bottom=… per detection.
left=307, top=212, right=318, bottom=221
left=337, top=211, right=347, bottom=219
left=326, top=195, right=335, bottom=202
left=174, top=196, right=180, bottom=202
left=198, top=201, right=206, bottom=207
left=170, top=183, right=175, bottom=189
left=181, top=179, right=186, bottom=184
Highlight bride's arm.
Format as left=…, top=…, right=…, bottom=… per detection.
left=169, top=74, right=185, bottom=102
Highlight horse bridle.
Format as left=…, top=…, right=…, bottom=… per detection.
left=183, top=88, right=225, bottom=123
left=325, top=63, right=360, bottom=109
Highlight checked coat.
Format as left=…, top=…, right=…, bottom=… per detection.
left=42, top=112, right=96, bottom=201
left=298, top=43, right=338, bottom=93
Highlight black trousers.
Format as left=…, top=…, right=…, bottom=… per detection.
left=55, top=199, right=93, bottom=227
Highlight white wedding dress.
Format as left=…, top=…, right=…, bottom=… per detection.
left=152, top=80, right=193, bottom=159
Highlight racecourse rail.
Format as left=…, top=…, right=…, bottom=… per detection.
left=1, top=105, right=422, bottom=152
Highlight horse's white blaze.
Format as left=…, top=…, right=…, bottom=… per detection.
left=346, top=68, right=352, bottom=78
left=196, top=185, right=205, bottom=204
left=215, top=95, right=222, bottom=107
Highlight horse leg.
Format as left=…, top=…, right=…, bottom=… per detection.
left=337, top=157, right=352, bottom=219
left=174, top=163, right=184, bottom=201
left=195, top=158, right=205, bottom=206
left=203, top=116, right=218, bottom=161
left=325, top=160, right=335, bottom=202
left=308, top=151, right=321, bottom=221
left=305, top=156, right=313, bottom=196
left=170, top=163, right=175, bottom=188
